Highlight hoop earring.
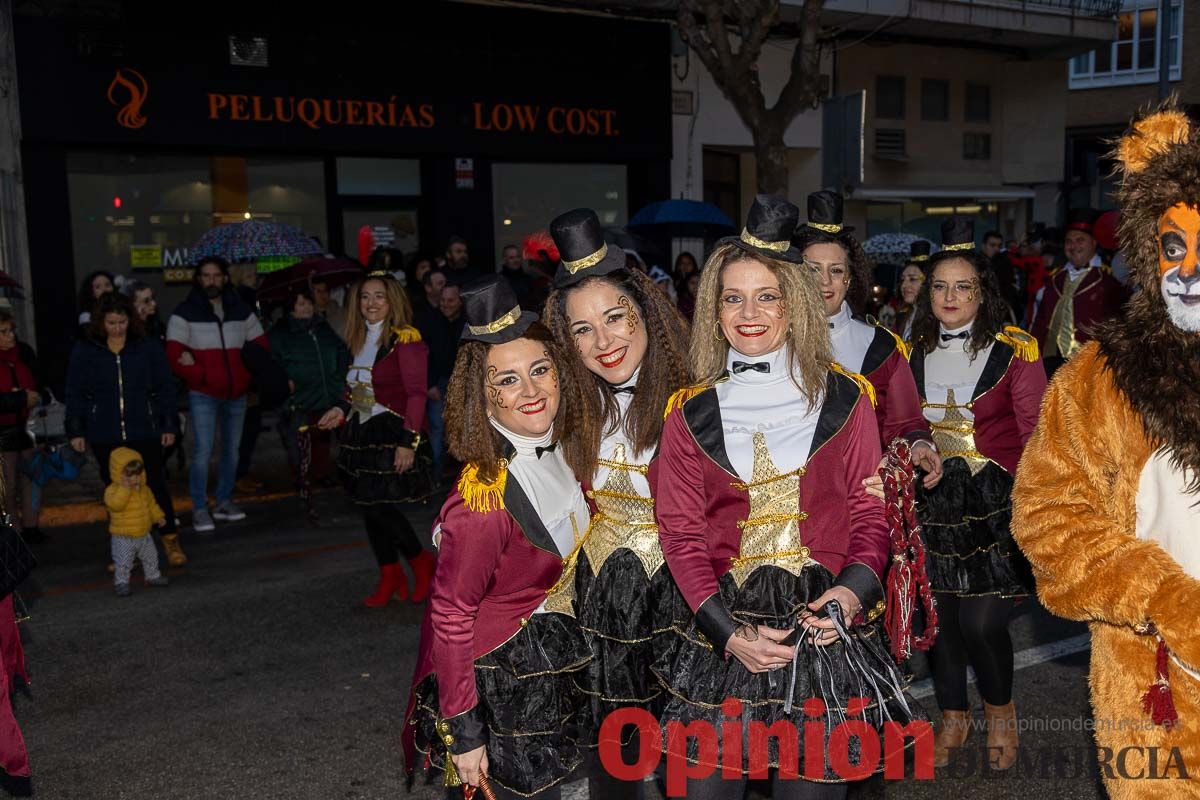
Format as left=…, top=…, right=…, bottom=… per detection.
left=714, top=322, right=724, bottom=342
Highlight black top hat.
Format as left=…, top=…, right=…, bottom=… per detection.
left=718, top=194, right=805, bottom=264
left=797, top=190, right=855, bottom=235
left=459, top=275, right=539, bottom=344
left=1066, top=208, right=1100, bottom=236
left=906, top=240, right=932, bottom=265
left=940, top=216, right=976, bottom=252
left=550, top=208, right=628, bottom=289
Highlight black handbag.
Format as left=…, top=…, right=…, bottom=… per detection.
left=0, top=462, right=35, bottom=598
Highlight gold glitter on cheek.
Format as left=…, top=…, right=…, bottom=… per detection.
left=617, top=295, right=639, bottom=333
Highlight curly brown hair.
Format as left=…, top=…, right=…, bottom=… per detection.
left=87, top=292, right=145, bottom=341
left=793, top=229, right=873, bottom=314
left=444, top=322, right=592, bottom=484
left=544, top=269, right=691, bottom=478
left=910, top=250, right=1009, bottom=357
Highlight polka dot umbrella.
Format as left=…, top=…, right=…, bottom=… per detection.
left=190, top=220, right=323, bottom=265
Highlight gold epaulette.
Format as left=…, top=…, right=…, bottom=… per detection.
left=457, top=463, right=507, bottom=513
left=663, top=384, right=708, bottom=419
left=830, top=361, right=877, bottom=408
left=872, top=318, right=911, bottom=361
left=394, top=326, right=422, bottom=344
left=995, top=325, right=1039, bottom=362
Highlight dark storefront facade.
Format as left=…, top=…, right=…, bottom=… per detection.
left=16, top=3, right=671, bottom=381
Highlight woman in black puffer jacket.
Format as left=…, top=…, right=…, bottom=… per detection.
left=66, top=292, right=185, bottom=567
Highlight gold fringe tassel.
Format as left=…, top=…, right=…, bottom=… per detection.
left=394, top=326, right=423, bottom=344
left=457, top=463, right=507, bottom=513
left=663, top=385, right=707, bottom=420
left=996, top=325, right=1039, bottom=362
left=881, top=325, right=912, bottom=361
left=830, top=361, right=877, bottom=407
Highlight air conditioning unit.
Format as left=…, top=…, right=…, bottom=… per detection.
left=229, top=35, right=269, bottom=67
left=874, top=128, right=908, bottom=161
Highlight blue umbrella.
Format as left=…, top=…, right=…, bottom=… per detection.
left=627, top=200, right=736, bottom=237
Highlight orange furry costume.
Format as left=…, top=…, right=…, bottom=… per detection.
left=1013, top=104, right=1200, bottom=798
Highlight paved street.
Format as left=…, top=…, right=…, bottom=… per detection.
left=16, top=483, right=1111, bottom=799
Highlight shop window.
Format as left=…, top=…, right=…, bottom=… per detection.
left=876, top=75, right=906, bottom=120
left=66, top=152, right=326, bottom=309
left=491, top=163, right=627, bottom=269
left=1070, top=0, right=1182, bottom=88
left=921, top=79, right=949, bottom=122
left=336, top=158, right=421, bottom=196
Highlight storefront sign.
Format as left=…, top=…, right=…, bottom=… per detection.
left=129, top=244, right=162, bottom=268
left=17, top=16, right=669, bottom=161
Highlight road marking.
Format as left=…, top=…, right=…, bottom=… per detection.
left=910, top=633, right=1091, bottom=700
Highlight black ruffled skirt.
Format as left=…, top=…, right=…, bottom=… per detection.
left=335, top=412, right=433, bottom=505
left=573, top=548, right=687, bottom=732
left=917, top=458, right=1034, bottom=597
left=410, top=612, right=592, bottom=796
left=654, top=563, right=929, bottom=781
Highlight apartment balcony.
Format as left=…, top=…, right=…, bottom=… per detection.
left=811, top=0, right=1118, bottom=58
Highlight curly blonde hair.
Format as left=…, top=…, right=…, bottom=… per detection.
left=690, top=244, right=832, bottom=407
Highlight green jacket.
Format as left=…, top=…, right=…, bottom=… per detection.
left=268, top=316, right=350, bottom=412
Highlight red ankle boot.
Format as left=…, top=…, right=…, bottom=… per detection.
left=409, top=550, right=436, bottom=603
left=364, top=563, right=407, bottom=608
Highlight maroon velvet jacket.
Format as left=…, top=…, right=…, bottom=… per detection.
left=403, top=465, right=575, bottom=760
left=858, top=325, right=931, bottom=447
left=1030, top=267, right=1128, bottom=351
left=908, top=337, right=1048, bottom=473
left=337, top=326, right=428, bottom=445
left=655, top=370, right=889, bottom=649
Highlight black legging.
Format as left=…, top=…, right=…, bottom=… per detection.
left=927, top=593, right=1015, bottom=711
left=92, top=439, right=177, bottom=535
left=363, top=505, right=421, bottom=566
left=681, top=771, right=849, bottom=800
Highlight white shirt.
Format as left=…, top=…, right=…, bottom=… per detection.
left=715, top=345, right=821, bottom=480
left=348, top=319, right=388, bottom=420
left=922, top=322, right=993, bottom=424
left=595, top=368, right=652, bottom=497
left=489, top=419, right=591, bottom=616
left=1136, top=449, right=1200, bottom=680
left=829, top=301, right=877, bottom=375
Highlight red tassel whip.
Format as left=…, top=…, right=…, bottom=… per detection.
left=1142, top=638, right=1179, bottom=729
left=880, top=439, right=938, bottom=662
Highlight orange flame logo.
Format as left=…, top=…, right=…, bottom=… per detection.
left=107, top=68, right=148, bottom=129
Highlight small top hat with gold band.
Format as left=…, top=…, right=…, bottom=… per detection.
left=940, top=216, right=976, bottom=252
left=796, top=189, right=855, bottom=236
left=550, top=208, right=628, bottom=289
left=718, top=194, right=806, bottom=264
left=906, top=240, right=932, bottom=266
left=1065, top=208, right=1100, bottom=237
left=364, top=269, right=397, bottom=280
left=459, top=276, right=539, bottom=344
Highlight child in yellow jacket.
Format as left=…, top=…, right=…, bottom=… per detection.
left=104, top=447, right=169, bottom=597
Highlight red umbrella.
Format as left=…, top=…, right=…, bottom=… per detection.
left=257, top=256, right=364, bottom=304
left=1094, top=210, right=1120, bottom=251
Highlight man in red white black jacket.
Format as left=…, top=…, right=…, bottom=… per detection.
left=166, top=257, right=269, bottom=533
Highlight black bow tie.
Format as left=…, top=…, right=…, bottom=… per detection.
left=609, top=385, right=636, bottom=395
left=731, top=361, right=770, bottom=374
left=535, top=442, right=558, bottom=459
left=940, top=331, right=970, bottom=342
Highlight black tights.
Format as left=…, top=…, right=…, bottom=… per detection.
left=681, top=772, right=849, bottom=800
left=928, top=593, right=1015, bottom=710
left=363, top=505, right=421, bottom=566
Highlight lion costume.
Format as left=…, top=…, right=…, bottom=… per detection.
left=1013, top=103, right=1200, bottom=798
